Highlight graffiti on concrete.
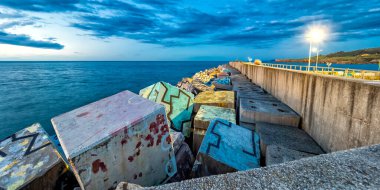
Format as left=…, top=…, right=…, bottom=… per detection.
left=0, top=123, right=61, bottom=190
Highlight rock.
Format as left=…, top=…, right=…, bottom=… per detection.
left=0, top=123, right=66, bottom=190
left=194, top=91, right=235, bottom=112
left=239, top=98, right=301, bottom=127
left=140, top=82, right=194, bottom=137
left=255, top=122, right=325, bottom=157
left=193, top=119, right=260, bottom=178
left=51, top=90, right=177, bottom=189
left=193, top=105, right=236, bottom=154
left=265, top=145, right=317, bottom=166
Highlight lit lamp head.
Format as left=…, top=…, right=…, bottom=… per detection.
left=305, top=25, right=328, bottom=44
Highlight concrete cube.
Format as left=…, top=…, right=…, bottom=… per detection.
left=192, top=79, right=215, bottom=93
left=51, top=90, right=177, bottom=189
left=239, top=122, right=256, bottom=130
left=140, top=82, right=194, bottom=137
left=168, top=143, right=195, bottom=183
left=0, top=123, right=65, bottom=190
left=194, top=91, right=235, bottom=112
left=255, top=122, right=324, bottom=157
left=232, top=84, right=264, bottom=92
left=193, top=119, right=260, bottom=177
left=193, top=105, right=236, bottom=153
left=170, top=132, right=185, bottom=154
left=237, top=90, right=279, bottom=103
left=239, top=98, right=300, bottom=127
left=265, top=145, right=316, bottom=166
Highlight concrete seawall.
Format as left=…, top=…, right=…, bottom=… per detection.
left=230, top=62, right=380, bottom=152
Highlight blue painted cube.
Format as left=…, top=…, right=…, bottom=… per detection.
left=193, top=119, right=260, bottom=177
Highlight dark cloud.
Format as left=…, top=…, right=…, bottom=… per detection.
left=1, top=0, right=380, bottom=48
left=0, top=31, right=64, bottom=49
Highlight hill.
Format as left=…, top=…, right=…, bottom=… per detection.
left=276, top=47, right=380, bottom=64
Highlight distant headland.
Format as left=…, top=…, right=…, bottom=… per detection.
left=276, top=47, right=380, bottom=64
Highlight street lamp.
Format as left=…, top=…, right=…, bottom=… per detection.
left=305, top=25, right=328, bottom=71
left=312, top=47, right=323, bottom=71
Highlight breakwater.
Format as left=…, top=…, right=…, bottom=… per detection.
left=1, top=62, right=379, bottom=190
left=230, top=61, right=380, bottom=152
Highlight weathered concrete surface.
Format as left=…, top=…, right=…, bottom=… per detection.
left=265, top=145, right=316, bottom=166
left=256, top=122, right=324, bottom=156
left=145, top=144, right=380, bottom=190
left=230, top=62, right=380, bottom=152
left=140, top=81, right=194, bottom=137
left=0, top=123, right=64, bottom=190
left=239, top=98, right=300, bottom=127
left=194, top=91, right=235, bottom=112
left=193, top=119, right=260, bottom=178
left=168, top=143, right=194, bottom=183
left=51, top=90, right=177, bottom=189
left=193, top=105, right=236, bottom=153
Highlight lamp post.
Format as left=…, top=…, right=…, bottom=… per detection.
left=313, top=48, right=323, bottom=71
left=305, top=25, right=328, bottom=72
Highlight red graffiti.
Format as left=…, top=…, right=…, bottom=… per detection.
left=160, top=124, right=169, bottom=134
left=135, top=141, right=142, bottom=149
left=145, top=134, right=154, bottom=147
left=166, top=136, right=172, bottom=144
left=92, top=159, right=107, bottom=173
left=128, top=156, right=134, bottom=162
left=121, top=138, right=127, bottom=146
left=136, top=149, right=140, bottom=156
left=156, top=134, right=162, bottom=146
left=77, top=112, right=90, bottom=117
left=156, top=114, right=165, bottom=125
left=149, top=122, right=159, bottom=134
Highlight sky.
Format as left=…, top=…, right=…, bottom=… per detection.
left=0, top=0, right=379, bottom=61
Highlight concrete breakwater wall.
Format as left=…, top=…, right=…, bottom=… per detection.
left=230, top=61, right=380, bottom=152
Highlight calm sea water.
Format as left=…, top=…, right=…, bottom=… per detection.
left=1, top=61, right=378, bottom=139
left=0, top=61, right=224, bottom=139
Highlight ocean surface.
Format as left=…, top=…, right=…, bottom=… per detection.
left=0, top=61, right=379, bottom=139
left=0, top=61, right=224, bottom=139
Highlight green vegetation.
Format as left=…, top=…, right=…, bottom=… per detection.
left=276, top=47, right=380, bottom=64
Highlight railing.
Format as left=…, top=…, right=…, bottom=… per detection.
left=247, top=62, right=380, bottom=80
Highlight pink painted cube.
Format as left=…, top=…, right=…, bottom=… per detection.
left=51, top=90, right=177, bottom=189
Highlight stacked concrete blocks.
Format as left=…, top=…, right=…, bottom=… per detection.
left=51, top=90, right=177, bottom=189
left=239, top=98, right=301, bottom=127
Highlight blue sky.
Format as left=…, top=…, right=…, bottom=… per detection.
left=0, top=0, right=379, bottom=61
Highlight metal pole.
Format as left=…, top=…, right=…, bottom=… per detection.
left=315, top=48, right=320, bottom=71
left=308, top=41, right=312, bottom=72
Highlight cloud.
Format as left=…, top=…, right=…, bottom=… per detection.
left=0, top=31, right=64, bottom=49
left=1, top=0, right=380, bottom=48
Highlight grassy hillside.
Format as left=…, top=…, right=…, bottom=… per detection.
left=276, top=47, right=380, bottom=64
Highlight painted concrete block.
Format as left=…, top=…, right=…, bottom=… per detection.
left=191, top=80, right=215, bottom=93
left=193, top=119, right=260, bottom=177
left=232, top=84, right=264, bottom=92
left=176, top=78, right=197, bottom=95
left=193, top=106, right=236, bottom=153
left=239, top=98, right=300, bottom=127
left=255, top=122, right=324, bottom=157
left=194, top=91, right=235, bottom=112
left=265, top=145, right=316, bottom=166
left=168, top=143, right=194, bottom=183
left=0, top=123, right=65, bottom=190
left=140, top=82, right=194, bottom=137
left=51, top=90, right=177, bottom=189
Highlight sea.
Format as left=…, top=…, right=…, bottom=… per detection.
left=0, top=61, right=379, bottom=139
